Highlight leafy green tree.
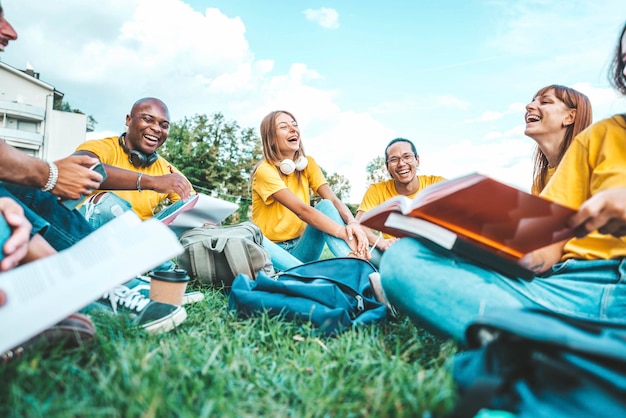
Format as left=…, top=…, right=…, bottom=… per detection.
left=160, top=112, right=263, bottom=222
left=325, top=172, right=351, bottom=202
left=316, top=167, right=358, bottom=214
left=366, top=155, right=388, bottom=186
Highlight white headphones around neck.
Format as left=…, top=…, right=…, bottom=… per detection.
left=279, top=156, right=308, bottom=175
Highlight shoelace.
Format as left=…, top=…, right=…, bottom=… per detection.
left=104, top=286, right=151, bottom=315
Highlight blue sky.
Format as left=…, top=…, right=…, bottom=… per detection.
left=3, top=0, right=626, bottom=202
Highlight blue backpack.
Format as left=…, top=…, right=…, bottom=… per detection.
left=450, top=308, right=626, bottom=417
left=228, top=257, right=387, bottom=336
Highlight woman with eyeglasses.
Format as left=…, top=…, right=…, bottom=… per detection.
left=251, top=110, right=370, bottom=272
left=355, top=138, right=446, bottom=267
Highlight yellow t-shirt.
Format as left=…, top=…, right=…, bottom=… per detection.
left=358, top=175, right=446, bottom=239
left=252, top=156, right=327, bottom=242
left=76, top=136, right=192, bottom=220
left=541, top=115, right=626, bottom=260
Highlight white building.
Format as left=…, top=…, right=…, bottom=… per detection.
left=0, top=60, right=90, bottom=160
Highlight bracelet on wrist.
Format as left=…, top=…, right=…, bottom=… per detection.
left=136, top=172, right=143, bottom=192
left=41, top=161, right=59, bottom=192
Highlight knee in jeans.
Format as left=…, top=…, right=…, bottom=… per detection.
left=314, top=199, right=333, bottom=211
left=79, top=192, right=132, bottom=228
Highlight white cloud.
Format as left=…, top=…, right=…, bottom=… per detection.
left=467, top=110, right=504, bottom=123
left=5, top=0, right=626, bottom=205
left=303, top=8, right=340, bottom=29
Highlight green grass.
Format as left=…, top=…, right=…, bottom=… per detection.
left=0, top=284, right=458, bottom=417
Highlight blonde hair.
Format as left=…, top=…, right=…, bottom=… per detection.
left=259, top=110, right=306, bottom=165
left=530, top=85, right=592, bottom=194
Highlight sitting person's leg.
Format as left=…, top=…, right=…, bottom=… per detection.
left=3, top=183, right=93, bottom=251
left=78, top=191, right=132, bottom=229
left=262, top=236, right=302, bottom=272
left=379, top=238, right=528, bottom=340
left=380, top=238, right=626, bottom=341
left=308, top=199, right=353, bottom=258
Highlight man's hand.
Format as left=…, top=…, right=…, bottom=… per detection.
left=0, top=198, right=32, bottom=271
left=150, top=173, right=192, bottom=200
left=570, top=188, right=626, bottom=238
left=52, top=155, right=104, bottom=200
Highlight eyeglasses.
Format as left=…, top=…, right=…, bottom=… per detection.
left=386, top=153, right=416, bottom=166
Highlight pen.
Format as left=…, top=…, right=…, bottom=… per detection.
left=370, top=232, right=382, bottom=253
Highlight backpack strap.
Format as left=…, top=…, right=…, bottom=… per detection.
left=187, top=241, right=218, bottom=284
left=223, top=239, right=255, bottom=279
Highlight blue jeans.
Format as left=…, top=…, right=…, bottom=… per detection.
left=263, top=199, right=354, bottom=271
left=379, top=237, right=626, bottom=341
left=78, top=192, right=133, bottom=229
left=2, top=183, right=94, bottom=251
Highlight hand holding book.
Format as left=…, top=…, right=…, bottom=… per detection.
left=359, top=173, right=583, bottom=279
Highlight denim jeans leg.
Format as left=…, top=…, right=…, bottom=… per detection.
left=0, top=184, right=49, bottom=237
left=379, top=237, right=528, bottom=341
left=78, top=192, right=133, bottom=230
left=3, top=183, right=94, bottom=251
left=262, top=236, right=302, bottom=272
left=312, top=199, right=352, bottom=257
left=507, top=258, right=626, bottom=322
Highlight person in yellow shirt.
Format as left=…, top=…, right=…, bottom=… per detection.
left=74, top=97, right=193, bottom=227
left=524, top=85, right=592, bottom=195
left=355, top=138, right=446, bottom=267
left=379, top=21, right=626, bottom=341
left=252, top=110, right=369, bottom=271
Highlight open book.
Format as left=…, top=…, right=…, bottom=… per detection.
left=153, top=193, right=200, bottom=225
left=165, top=193, right=239, bottom=236
left=360, top=172, right=581, bottom=279
left=0, top=211, right=184, bottom=354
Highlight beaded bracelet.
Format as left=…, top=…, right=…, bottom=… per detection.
left=41, top=161, right=59, bottom=192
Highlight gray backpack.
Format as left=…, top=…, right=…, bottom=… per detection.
left=177, top=222, right=274, bottom=288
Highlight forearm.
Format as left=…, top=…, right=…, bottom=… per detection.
left=100, top=165, right=146, bottom=191
left=518, top=240, right=566, bottom=274
left=0, top=141, right=49, bottom=188
left=333, top=199, right=357, bottom=225
left=299, top=204, right=345, bottom=237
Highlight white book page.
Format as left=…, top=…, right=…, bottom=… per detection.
left=385, top=212, right=457, bottom=249
left=168, top=193, right=238, bottom=232
left=0, top=211, right=184, bottom=353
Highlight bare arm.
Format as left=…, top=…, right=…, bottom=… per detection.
left=74, top=150, right=191, bottom=200
left=0, top=141, right=102, bottom=200
left=0, top=141, right=51, bottom=189
left=317, top=184, right=369, bottom=256
left=518, top=240, right=567, bottom=275
left=272, top=187, right=368, bottom=258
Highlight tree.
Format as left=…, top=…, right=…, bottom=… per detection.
left=159, top=112, right=263, bottom=222
left=317, top=167, right=358, bottom=214
left=366, top=155, right=388, bottom=186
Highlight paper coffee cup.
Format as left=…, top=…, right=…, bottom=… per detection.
left=149, top=269, right=190, bottom=306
